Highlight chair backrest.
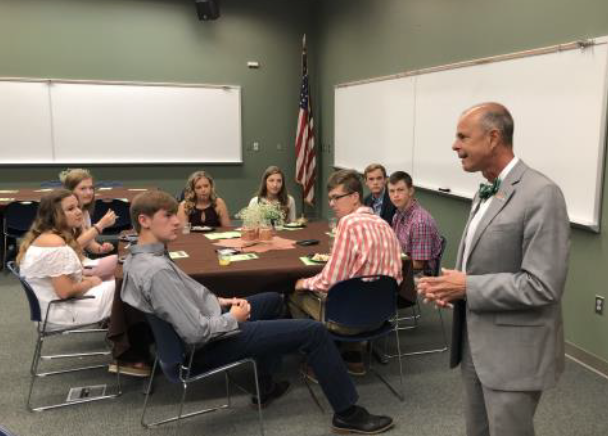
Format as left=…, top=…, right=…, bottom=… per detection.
left=6, top=261, right=42, bottom=323
left=432, top=236, right=448, bottom=277
left=91, top=199, right=131, bottom=233
left=39, top=180, right=63, bottom=189
left=176, top=188, right=186, bottom=202
left=4, top=201, right=39, bottom=236
left=325, top=275, right=398, bottom=329
left=95, top=180, right=124, bottom=189
left=145, top=314, right=186, bottom=383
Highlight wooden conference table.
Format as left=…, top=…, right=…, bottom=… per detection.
left=0, top=185, right=155, bottom=267
left=108, top=220, right=415, bottom=360
left=0, top=186, right=154, bottom=209
left=123, top=220, right=332, bottom=296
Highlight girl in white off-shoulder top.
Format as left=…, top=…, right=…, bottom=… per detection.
left=17, top=190, right=115, bottom=329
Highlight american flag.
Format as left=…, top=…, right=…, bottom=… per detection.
left=295, top=34, right=316, bottom=205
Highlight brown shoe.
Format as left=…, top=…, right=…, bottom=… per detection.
left=342, top=351, right=367, bottom=376
left=108, top=361, right=151, bottom=378
left=345, top=361, right=366, bottom=376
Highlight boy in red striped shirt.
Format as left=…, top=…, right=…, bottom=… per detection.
left=289, top=170, right=402, bottom=375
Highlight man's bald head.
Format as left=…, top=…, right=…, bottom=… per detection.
left=462, top=102, right=514, bottom=147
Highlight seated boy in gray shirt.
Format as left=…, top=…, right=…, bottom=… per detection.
left=120, top=190, right=394, bottom=435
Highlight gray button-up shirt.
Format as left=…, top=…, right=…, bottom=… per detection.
left=120, top=243, right=238, bottom=346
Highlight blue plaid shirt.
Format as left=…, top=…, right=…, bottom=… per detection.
left=370, top=189, right=385, bottom=216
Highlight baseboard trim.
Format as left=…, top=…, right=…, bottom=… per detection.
left=565, top=342, right=608, bottom=380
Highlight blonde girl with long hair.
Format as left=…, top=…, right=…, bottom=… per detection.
left=177, top=171, right=231, bottom=228
left=60, top=168, right=116, bottom=255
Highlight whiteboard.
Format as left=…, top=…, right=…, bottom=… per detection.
left=0, top=79, right=242, bottom=164
left=0, top=81, right=54, bottom=163
left=414, top=43, right=608, bottom=229
left=335, top=77, right=415, bottom=175
left=335, top=38, right=608, bottom=230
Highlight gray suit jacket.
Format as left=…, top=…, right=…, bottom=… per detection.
left=451, top=160, right=570, bottom=392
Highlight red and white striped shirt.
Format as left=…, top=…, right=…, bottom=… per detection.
left=302, top=206, right=403, bottom=292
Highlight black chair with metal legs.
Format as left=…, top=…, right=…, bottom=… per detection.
left=141, top=314, right=265, bottom=434
left=383, top=236, right=449, bottom=359
left=3, top=201, right=39, bottom=267
left=6, top=261, right=121, bottom=412
left=306, top=275, right=405, bottom=404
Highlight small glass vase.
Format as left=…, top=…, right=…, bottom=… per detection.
left=258, top=224, right=274, bottom=241
left=242, top=225, right=259, bottom=242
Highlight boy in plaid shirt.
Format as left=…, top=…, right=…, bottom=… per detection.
left=388, top=171, right=442, bottom=275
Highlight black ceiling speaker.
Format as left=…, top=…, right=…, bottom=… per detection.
left=195, top=0, right=221, bottom=21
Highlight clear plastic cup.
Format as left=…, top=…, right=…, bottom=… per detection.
left=218, top=252, right=231, bottom=266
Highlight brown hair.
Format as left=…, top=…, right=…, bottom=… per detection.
left=17, top=190, right=82, bottom=264
left=363, top=163, right=387, bottom=179
left=182, top=171, right=218, bottom=216
left=59, top=168, right=95, bottom=214
left=327, top=170, right=363, bottom=202
left=130, top=190, right=179, bottom=233
left=254, top=166, right=290, bottom=219
left=388, top=171, right=413, bottom=188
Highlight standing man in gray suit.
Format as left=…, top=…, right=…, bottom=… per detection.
left=418, top=102, right=570, bottom=436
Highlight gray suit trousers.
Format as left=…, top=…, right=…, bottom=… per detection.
left=461, top=328, right=542, bottom=436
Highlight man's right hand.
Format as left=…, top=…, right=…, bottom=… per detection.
left=230, top=304, right=250, bottom=322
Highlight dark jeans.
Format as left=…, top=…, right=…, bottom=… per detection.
left=193, top=292, right=358, bottom=413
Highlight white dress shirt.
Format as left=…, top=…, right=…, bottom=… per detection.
left=462, top=157, right=519, bottom=272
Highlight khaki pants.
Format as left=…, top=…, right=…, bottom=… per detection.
left=287, top=290, right=377, bottom=336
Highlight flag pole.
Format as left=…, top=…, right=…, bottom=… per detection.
left=295, top=33, right=316, bottom=221
left=300, top=34, right=307, bottom=219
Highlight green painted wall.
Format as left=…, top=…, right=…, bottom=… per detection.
left=0, top=0, right=313, bottom=216
left=2, top=0, right=607, bottom=365
left=314, top=0, right=608, bottom=364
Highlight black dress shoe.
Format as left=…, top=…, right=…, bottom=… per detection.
left=332, top=406, right=394, bottom=435
left=251, top=380, right=291, bottom=409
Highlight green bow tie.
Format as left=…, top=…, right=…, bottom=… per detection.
left=478, top=178, right=501, bottom=200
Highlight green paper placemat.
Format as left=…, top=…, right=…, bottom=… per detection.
left=205, top=231, right=242, bottom=240
left=228, top=253, right=259, bottom=262
left=300, top=256, right=326, bottom=266
left=169, top=250, right=189, bottom=259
